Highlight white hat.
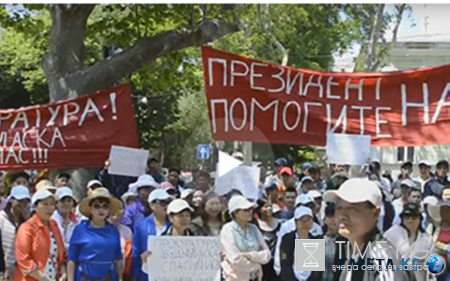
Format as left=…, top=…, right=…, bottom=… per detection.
left=148, top=189, right=170, bottom=203
left=35, top=180, right=57, bottom=192
left=418, top=160, right=432, bottom=167
left=180, top=189, right=194, bottom=199
left=300, top=176, right=314, bottom=184
left=307, top=190, right=322, bottom=199
left=167, top=199, right=194, bottom=215
left=324, top=178, right=382, bottom=207
left=423, top=196, right=439, bottom=206
left=129, top=175, right=161, bottom=193
left=400, top=179, right=417, bottom=188
left=295, top=194, right=314, bottom=206
left=121, top=192, right=137, bottom=203
left=428, top=200, right=450, bottom=223
left=228, top=195, right=256, bottom=214
left=294, top=206, right=313, bottom=219
left=55, top=187, right=76, bottom=202
left=32, top=190, right=55, bottom=206
left=87, top=180, right=103, bottom=189
left=8, top=185, right=31, bottom=201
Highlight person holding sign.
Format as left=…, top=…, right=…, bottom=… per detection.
left=220, top=195, right=271, bottom=281
left=162, top=199, right=194, bottom=236
left=67, top=188, right=123, bottom=281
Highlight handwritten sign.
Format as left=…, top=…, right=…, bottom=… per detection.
left=108, top=146, right=149, bottom=177
left=215, top=165, right=260, bottom=200
left=145, top=236, right=221, bottom=281
left=326, top=133, right=371, bottom=166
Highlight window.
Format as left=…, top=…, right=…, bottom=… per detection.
left=397, top=147, right=415, bottom=162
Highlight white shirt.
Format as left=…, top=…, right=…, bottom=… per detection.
left=414, top=176, right=432, bottom=193
left=51, top=211, right=78, bottom=252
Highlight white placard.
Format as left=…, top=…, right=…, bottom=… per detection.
left=326, top=133, right=371, bottom=166
left=108, top=146, right=149, bottom=177
left=215, top=165, right=260, bottom=200
left=145, top=236, right=221, bottom=281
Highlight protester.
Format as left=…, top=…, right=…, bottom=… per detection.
left=146, top=158, right=164, bottom=183
left=192, top=188, right=205, bottom=208
left=423, top=160, right=450, bottom=200
left=384, top=203, right=433, bottom=281
left=367, top=160, right=391, bottom=193
left=278, top=167, right=295, bottom=194
left=161, top=182, right=179, bottom=199
left=167, top=168, right=184, bottom=193
left=98, top=159, right=137, bottom=197
left=324, top=178, right=414, bottom=280
left=265, top=158, right=288, bottom=187
left=121, top=192, right=137, bottom=206
left=279, top=206, right=322, bottom=281
left=68, top=187, right=123, bottom=281
left=35, top=179, right=57, bottom=194
left=255, top=198, right=280, bottom=281
left=277, top=187, right=297, bottom=221
left=14, top=190, right=65, bottom=281
left=301, top=162, right=325, bottom=192
left=220, top=195, right=271, bottom=281
left=392, top=179, right=417, bottom=209
left=326, top=171, right=349, bottom=191
left=415, top=160, right=433, bottom=193
left=9, top=172, right=30, bottom=188
left=195, top=171, right=211, bottom=192
left=121, top=174, right=160, bottom=231
left=54, top=173, right=71, bottom=188
left=162, top=199, right=194, bottom=236
left=393, top=187, right=422, bottom=225
left=52, top=187, right=78, bottom=252
left=189, top=192, right=223, bottom=236
left=391, top=161, right=419, bottom=195
left=0, top=185, right=30, bottom=279
left=132, top=189, right=172, bottom=281
left=86, top=179, right=103, bottom=197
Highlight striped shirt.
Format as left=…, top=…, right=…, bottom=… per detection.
left=0, top=211, right=19, bottom=275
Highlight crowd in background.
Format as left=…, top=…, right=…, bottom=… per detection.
left=0, top=155, right=448, bottom=281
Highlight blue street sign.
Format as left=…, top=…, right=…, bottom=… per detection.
left=197, top=144, right=210, bottom=160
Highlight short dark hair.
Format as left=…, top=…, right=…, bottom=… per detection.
left=169, top=168, right=181, bottom=175
left=56, top=173, right=71, bottom=180
left=284, top=187, right=297, bottom=194
left=408, top=188, right=422, bottom=196
left=325, top=202, right=336, bottom=217
left=11, top=172, right=30, bottom=183
left=197, top=171, right=210, bottom=179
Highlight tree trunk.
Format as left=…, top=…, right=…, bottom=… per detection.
left=364, top=4, right=385, bottom=71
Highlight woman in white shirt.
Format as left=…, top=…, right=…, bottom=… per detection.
left=220, top=195, right=271, bottom=281
left=384, top=203, right=433, bottom=281
left=52, top=187, right=78, bottom=252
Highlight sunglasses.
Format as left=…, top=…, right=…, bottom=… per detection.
left=93, top=203, right=110, bottom=210
left=403, top=214, right=420, bottom=220
left=154, top=200, right=171, bottom=207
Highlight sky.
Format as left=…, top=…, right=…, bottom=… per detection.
left=334, top=4, right=450, bottom=71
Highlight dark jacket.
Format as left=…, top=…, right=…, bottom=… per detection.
left=423, top=177, right=450, bottom=200
left=97, top=168, right=136, bottom=198
left=279, top=231, right=323, bottom=281
left=329, top=235, right=348, bottom=281
left=0, top=229, right=5, bottom=272
left=382, top=200, right=395, bottom=232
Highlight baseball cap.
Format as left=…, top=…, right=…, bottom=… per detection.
left=55, top=187, right=76, bottom=201
left=280, top=167, right=293, bottom=176
left=307, top=190, right=322, bottom=199
left=300, top=176, right=314, bottom=184
left=32, top=190, right=55, bottom=206
left=302, top=162, right=316, bottom=171
left=121, top=192, right=137, bottom=203
left=323, top=178, right=382, bottom=207
left=148, top=189, right=170, bottom=203
left=167, top=199, right=194, bottom=215
left=295, top=194, right=314, bottom=206
left=400, top=179, right=417, bottom=188
left=274, top=157, right=288, bottom=167
left=418, top=160, right=431, bottom=167
left=294, top=206, right=313, bottom=219
left=87, top=180, right=103, bottom=189
left=8, top=185, right=31, bottom=201
left=228, top=195, right=256, bottom=214
left=401, top=203, right=421, bottom=216
left=401, top=161, right=413, bottom=169
left=180, top=189, right=194, bottom=199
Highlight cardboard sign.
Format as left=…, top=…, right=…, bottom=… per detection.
left=326, top=133, right=371, bottom=166
left=108, top=146, right=149, bottom=177
left=215, top=165, right=260, bottom=200
left=202, top=47, right=450, bottom=147
left=145, top=236, right=221, bottom=281
left=0, top=84, right=138, bottom=170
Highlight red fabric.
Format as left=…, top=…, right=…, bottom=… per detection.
left=123, top=240, right=133, bottom=281
left=437, top=228, right=450, bottom=244
left=202, top=47, right=450, bottom=147
left=0, top=84, right=138, bottom=170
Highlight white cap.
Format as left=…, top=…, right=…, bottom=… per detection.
left=87, top=180, right=102, bottom=189
left=324, top=178, right=382, bottom=207
left=180, top=189, right=194, bottom=199
left=295, top=194, right=314, bottom=206
left=418, top=160, right=432, bottom=167
left=307, top=190, right=322, bottom=199
left=167, top=199, right=194, bottom=215
left=400, top=179, right=417, bottom=188
left=35, top=180, right=57, bottom=192
left=228, top=195, right=256, bottom=214
left=301, top=176, right=314, bottom=184
left=55, top=187, right=76, bottom=201
left=423, top=196, right=439, bottom=206
left=129, top=175, right=161, bottom=193
left=294, top=206, right=313, bottom=219
left=121, top=192, right=137, bottom=202
left=32, top=190, right=55, bottom=206
left=8, top=185, right=31, bottom=201
left=148, top=189, right=170, bottom=203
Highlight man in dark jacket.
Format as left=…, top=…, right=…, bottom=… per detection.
left=423, top=160, right=450, bottom=200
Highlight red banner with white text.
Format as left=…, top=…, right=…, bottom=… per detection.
left=202, top=46, right=450, bottom=147
left=0, top=84, right=139, bottom=170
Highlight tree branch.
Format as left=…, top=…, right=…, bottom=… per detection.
left=65, top=19, right=242, bottom=97
left=364, top=4, right=385, bottom=71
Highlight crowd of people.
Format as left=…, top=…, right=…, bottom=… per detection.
left=0, top=156, right=448, bottom=281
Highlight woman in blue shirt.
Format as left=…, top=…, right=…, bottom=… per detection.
left=67, top=187, right=123, bottom=281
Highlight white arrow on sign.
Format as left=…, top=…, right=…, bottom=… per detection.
left=200, top=147, right=208, bottom=158
left=218, top=151, right=243, bottom=177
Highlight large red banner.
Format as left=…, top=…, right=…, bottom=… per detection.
left=202, top=47, right=450, bottom=147
left=0, top=84, right=139, bottom=170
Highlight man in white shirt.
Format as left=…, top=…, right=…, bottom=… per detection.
left=414, top=160, right=433, bottom=193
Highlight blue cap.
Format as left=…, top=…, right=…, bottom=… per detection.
left=302, top=162, right=316, bottom=171
left=274, top=157, right=288, bottom=167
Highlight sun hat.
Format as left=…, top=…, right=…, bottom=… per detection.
left=129, top=175, right=161, bottom=194
left=78, top=187, right=122, bottom=217
left=294, top=206, right=313, bottom=219
left=148, top=189, right=171, bottom=203
left=32, top=190, right=55, bottom=206
left=55, top=187, right=76, bottom=202
left=324, top=178, right=382, bottom=207
left=167, top=199, right=194, bottom=215
left=8, top=185, right=31, bottom=201
left=228, top=195, right=256, bottom=214
left=87, top=180, right=103, bottom=189
left=35, top=180, right=57, bottom=192
left=427, top=200, right=450, bottom=223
